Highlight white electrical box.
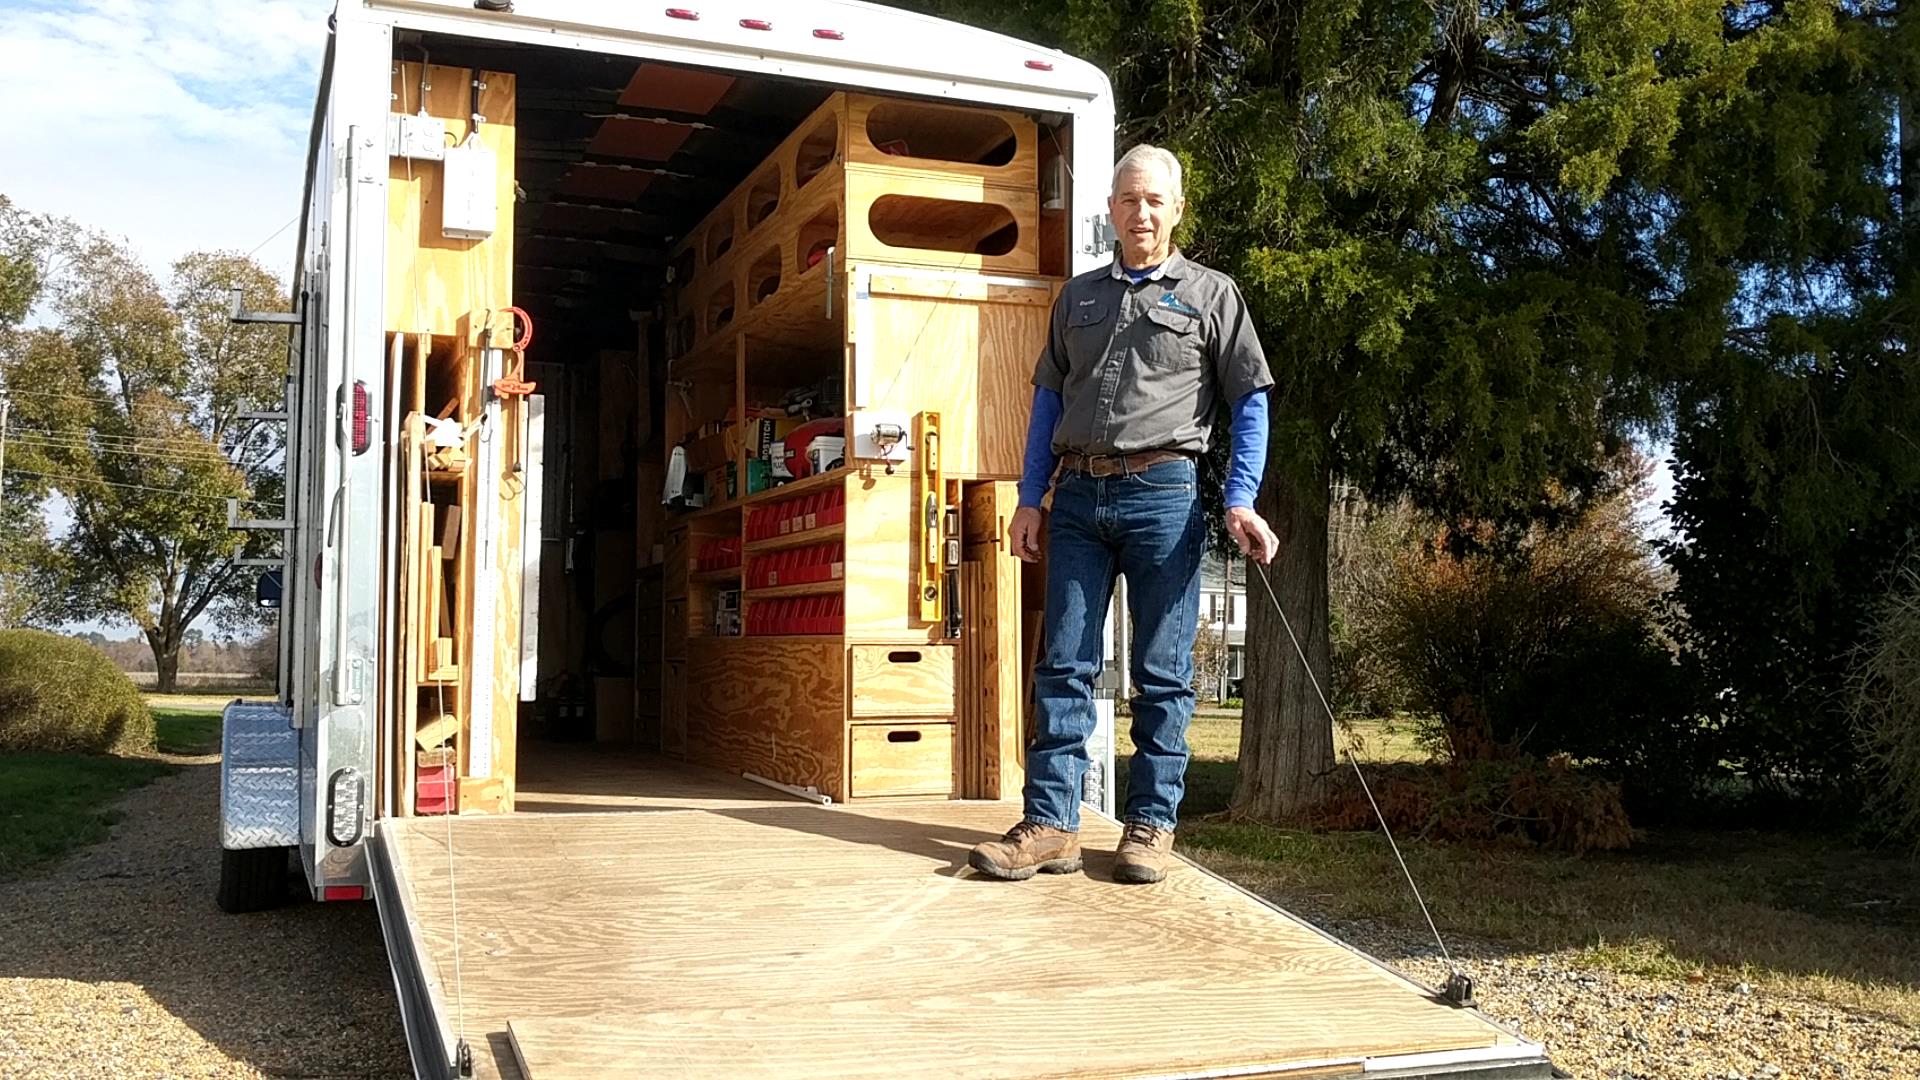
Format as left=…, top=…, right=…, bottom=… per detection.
left=441, top=142, right=498, bottom=240
left=387, top=112, right=448, bottom=161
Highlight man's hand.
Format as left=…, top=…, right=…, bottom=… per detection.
left=1008, top=507, right=1045, bottom=563
left=1226, top=506, right=1278, bottom=565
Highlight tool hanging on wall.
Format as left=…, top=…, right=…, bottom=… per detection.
left=914, top=412, right=944, bottom=624
left=490, top=306, right=538, bottom=398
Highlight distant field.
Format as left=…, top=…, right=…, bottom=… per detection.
left=126, top=672, right=272, bottom=693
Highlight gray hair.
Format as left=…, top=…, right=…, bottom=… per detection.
left=1112, top=144, right=1183, bottom=199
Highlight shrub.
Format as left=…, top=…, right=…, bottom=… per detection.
left=1349, top=501, right=1710, bottom=809
left=1851, top=564, right=1920, bottom=843
left=0, top=629, right=154, bottom=754
left=1308, top=754, right=1636, bottom=853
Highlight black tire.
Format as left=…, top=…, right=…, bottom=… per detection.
left=217, top=846, right=291, bottom=913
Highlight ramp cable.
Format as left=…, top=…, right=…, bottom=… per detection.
left=1248, top=559, right=1475, bottom=1009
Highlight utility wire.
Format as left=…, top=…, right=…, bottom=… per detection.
left=1247, top=559, right=1466, bottom=992
left=8, top=468, right=276, bottom=506
left=8, top=433, right=240, bottom=464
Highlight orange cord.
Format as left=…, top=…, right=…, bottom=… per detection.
left=492, top=306, right=538, bottom=396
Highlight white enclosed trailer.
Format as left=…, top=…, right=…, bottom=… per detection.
left=220, top=3, right=1559, bottom=1078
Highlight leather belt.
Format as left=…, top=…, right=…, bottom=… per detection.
left=1058, top=448, right=1192, bottom=478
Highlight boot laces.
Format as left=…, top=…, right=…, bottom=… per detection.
left=1122, top=822, right=1165, bottom=849
left=1005, top=820, right=1051, bottom=843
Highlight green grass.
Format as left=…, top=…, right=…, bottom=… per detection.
left=0, top=699, right=222, bottom=877
left=1116, top=709, right=1920, bottom=1024
left=152, top=707, right=223, bottom=755
left=0, top=753, right=175, bottom=877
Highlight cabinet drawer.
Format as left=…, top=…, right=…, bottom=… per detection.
left=849, top=722, right=954, bottom=798
left=849, top=645, right=955, bottom=717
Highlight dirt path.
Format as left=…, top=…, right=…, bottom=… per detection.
left=0, top=758, right=410, bottom=1079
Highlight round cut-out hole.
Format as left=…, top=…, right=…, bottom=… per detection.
left=868, top=196, right=1017, bottom=256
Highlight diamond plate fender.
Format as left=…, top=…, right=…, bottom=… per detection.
left=220, top=700, right=300, bottom=850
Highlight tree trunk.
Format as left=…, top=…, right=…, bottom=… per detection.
left=1231, top=460, right=1337, bottom=820
left=153, top=643, right=180, bottom=694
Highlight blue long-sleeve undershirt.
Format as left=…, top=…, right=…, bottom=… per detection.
left=1017, top=387, right=1064, bottom=509
left=1016, top=386, right=1270, bottom=511
left=1225, top=388, right=1269, bottom=511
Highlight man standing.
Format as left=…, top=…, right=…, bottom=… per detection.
left=969, top=144, right=1277, bottom=885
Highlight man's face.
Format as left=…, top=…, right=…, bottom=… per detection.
left=1109, top=161, right=1184, bottom=268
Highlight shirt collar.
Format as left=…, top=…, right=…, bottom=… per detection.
left=1109, top=248, right=1189, bottom=283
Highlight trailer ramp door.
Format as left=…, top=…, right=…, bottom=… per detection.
left=371, top=780, right=1551, bottom=1080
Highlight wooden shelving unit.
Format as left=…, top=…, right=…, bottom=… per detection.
left=657, top=89, right=1058, bottom=806
left=745, top=580, right=843, bottom=601
left=745, top=522, right=845, bottom=554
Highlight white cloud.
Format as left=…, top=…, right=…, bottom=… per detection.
left=0, top=0, right=335, bottom=280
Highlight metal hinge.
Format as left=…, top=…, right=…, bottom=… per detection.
left=229, top=286, right=302, bottom=326
left=1081, top=213, right=1116, bottom=255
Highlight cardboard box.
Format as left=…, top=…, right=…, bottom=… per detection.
left=743, top=417, right=802, bottom=460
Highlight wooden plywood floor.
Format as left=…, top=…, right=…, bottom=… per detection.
left=385, top=749, right=1534, bottom=1080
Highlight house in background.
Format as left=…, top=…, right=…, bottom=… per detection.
left=1199, top=551, right=1248, bottom=701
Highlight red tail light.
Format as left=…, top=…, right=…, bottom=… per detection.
left=351, top=380, right=371, bottom=455
left=322, top=886, right=366, bottom=902
left=1026, top=60, right=1054, bottom=71
left=813, top=28, right=844, bottom=40
left=666, top=7, right=699, bottom=19
left=740, top=18, right=772, bottom=30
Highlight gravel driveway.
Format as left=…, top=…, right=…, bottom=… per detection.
left=4, top=757, right=1917, bottom=1079
left=0, top=756, right=410, bottom=1079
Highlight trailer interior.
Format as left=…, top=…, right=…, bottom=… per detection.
left=364, top=21, right=1553, bottom=1080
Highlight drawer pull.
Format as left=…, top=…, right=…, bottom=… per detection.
left=888, top=650, right=922, bottom=664
left=887, top=729, right=922, bottom=744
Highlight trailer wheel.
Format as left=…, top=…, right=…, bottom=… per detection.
left=217, top=846, right=291, bottom=913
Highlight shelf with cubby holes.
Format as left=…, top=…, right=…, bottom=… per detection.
left=658, top=91, right=1057, bottom=807
left=663, top=90, right=1043, bottom=382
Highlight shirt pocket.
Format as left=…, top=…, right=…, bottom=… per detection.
left=1063, top=300, right=1112, bottom=373
left=1141, top=304, right=1202, bottom=371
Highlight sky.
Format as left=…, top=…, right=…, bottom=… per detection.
left=1, top=0, right=336, bottom=637
left=0, top=0, right=336, bottom=279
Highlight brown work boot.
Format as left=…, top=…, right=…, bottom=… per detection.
left=1113, top=822, right=1175, bottom=884
left=968, top=821, right=1082, bottom=880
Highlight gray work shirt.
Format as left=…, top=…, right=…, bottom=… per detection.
left=1032, top=250, right=1273, bottom=457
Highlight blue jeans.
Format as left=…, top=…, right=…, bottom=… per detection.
left=1022, top=456, right=1205, bottom=832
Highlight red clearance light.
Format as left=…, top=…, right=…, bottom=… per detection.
left=1026, top=59, right=1055, bottom=71
left=350, top=379, right=371, bottom=455
left=322, top=886, right=366, bottom=902
left=813, top=28, right=844, bottom=40
left=740, top=18, right=772, bottom=30
left=665, top=7, right=699, bottom=20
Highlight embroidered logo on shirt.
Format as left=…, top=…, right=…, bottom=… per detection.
left=1078, top=298, right=1098, bottom=306
left=1157, top=293, right=1201, bottom=317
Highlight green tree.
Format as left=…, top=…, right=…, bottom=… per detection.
left=896, top=0, right=1713, bottom=817
left=0, top=195, right=61, bottom=627
left=1, top=226, right=287, bottom=692
left=1657, top=0, right=1920, bottom=805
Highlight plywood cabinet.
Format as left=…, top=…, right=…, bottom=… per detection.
left=657, top=92, right=1055, bottom=802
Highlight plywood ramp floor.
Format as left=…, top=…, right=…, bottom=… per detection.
left=385, top=753, right=1531, bottom=1080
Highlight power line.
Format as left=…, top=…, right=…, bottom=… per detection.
left=8, top=468, right=276, bottom=507
left=10, top=425, right=279, bottom=456
left=7, top=435, right=240, bottom=467
left=7, top=434, right=247, bottom=465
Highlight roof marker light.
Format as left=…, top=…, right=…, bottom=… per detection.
left=813, top=28, right=845, bottom=40
left=740, top=18, right=772, bottom=30
left=1026, top=60, right=1055, bottom=71
left=665, top=8, right=699, bottom=20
